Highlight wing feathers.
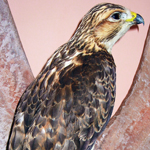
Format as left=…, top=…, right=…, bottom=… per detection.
left=8, top=47, right=116, bottom=150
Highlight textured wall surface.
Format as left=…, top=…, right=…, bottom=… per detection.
left=0, top=0, right=34, bottom=149
left=94, top=26, right=150, bottom=149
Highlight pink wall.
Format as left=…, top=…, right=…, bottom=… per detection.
left=7, top=0, right=150, bottom=114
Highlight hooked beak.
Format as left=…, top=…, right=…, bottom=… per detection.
left=134, top=14, right=144, bottom=25
left=126, top=12, right=144, bottom=25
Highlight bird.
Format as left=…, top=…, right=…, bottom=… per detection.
left=7, top=3, right=144, bottom=150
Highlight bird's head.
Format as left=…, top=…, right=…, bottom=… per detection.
left=71, top=3, right=144, bottom=54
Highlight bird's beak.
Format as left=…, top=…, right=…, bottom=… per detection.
left=126, top=12, right=144, bottom=25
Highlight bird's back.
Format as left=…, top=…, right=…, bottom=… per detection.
left=7, top=43, right=116, bottom=150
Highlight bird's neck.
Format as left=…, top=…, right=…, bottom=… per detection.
left=69, top=34, right=110, bottom=55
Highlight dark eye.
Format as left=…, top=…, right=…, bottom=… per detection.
left=111, top=12, right=121, bottom=20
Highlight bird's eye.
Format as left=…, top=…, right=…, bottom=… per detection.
left=111, top=12, right=121, bottom=20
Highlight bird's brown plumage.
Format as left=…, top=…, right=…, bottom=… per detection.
left=7, top=3, right=144, bottom=150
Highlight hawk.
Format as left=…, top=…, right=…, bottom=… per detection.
left=7, top=3, right=144, bottom=150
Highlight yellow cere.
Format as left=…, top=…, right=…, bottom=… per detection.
left=126, top=11, right=137, bottom=22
